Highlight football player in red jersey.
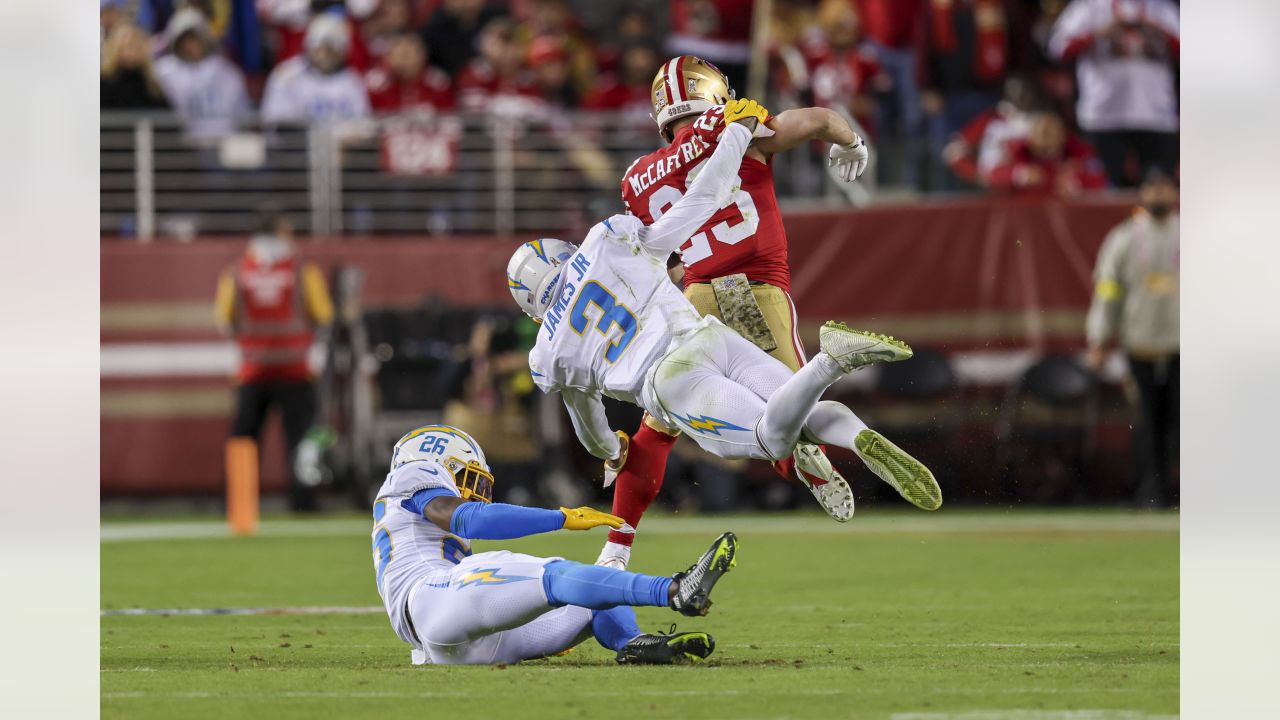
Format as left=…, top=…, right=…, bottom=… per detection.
left=598, top=55, right=917, bottom=569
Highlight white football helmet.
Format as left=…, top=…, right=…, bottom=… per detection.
left=506, top=238, right=578, bottom=320
left=390, top=425, right=494, bottom=503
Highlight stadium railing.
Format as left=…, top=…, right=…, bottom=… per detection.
left=101, top=110, right=867, bottom=240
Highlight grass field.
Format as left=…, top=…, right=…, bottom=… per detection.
left=102, top=510, right=1178, bottom=719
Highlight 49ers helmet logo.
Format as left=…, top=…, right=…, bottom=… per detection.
left=649, top=55, right=735, bottom=140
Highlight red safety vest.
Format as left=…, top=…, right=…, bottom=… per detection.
left=233, top=254, right=312, bottom=383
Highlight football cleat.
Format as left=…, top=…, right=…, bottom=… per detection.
left=853, top=429, right=943, bottom=511
left=616, top=627, right=715, bottom=665
left=819, top=321, right=913, bottom=373
left=793, top=443, right=855, bottom=522
left=669, top=532, right=737, bottom=617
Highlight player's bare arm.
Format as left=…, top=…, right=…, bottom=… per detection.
left=422, top=494, right=466, bottom=530
left=752, top=107, right=869, bottom=181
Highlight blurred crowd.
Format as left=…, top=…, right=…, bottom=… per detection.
left=102, top=0, right=1178, bottom=192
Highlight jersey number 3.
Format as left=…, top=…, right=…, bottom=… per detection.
left=570, top=281, right=637, bottom=363
left=648, top=172, right=760, bottom=265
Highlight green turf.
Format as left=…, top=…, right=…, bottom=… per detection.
left=102, top=511, right=1178, bottom=719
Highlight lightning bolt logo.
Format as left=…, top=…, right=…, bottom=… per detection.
left=454, top=568, right=535, bottom=589
left=525, top=239, right=549, bottom=263
left=672, top=413, right=751, bottom=436
left=508, top=275, right=531, bottom=291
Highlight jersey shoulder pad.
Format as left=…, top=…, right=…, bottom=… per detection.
left=376, top=459, right=458, bottom=500
left=600, top=213, right=642, bottom=240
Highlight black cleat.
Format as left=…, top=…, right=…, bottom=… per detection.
left=616, top=627, right=715, bottom=665
left=669, top=532, right=738, bottom=617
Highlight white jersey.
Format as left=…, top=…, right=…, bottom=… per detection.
left=371, top=460, right=473, bottom=649
left=261, top=56, right=370, bottom=123
left=527, top=121, right=754, bottom=460
left=528, top=215, right=704, bottom=406
left=154, top=54, right=250, bottom=139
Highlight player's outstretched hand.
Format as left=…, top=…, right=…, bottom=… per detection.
left=723, top=98, right=770, bottom=131
left=560, top=506, right=626, bottom=531
left=829, top=135, right=870, bottom=181
left=603, top=430, right=630, bottom=488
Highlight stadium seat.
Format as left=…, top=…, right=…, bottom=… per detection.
left=995, top=354, right=1100, bottom=503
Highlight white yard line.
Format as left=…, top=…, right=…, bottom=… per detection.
left=896, top=707, right=1172, bottom=712
left=101, top=606, right=383, bottom=617
left=101, top=512, right=1178, bottom=543
left=102, top=688, right=1161, bottom=700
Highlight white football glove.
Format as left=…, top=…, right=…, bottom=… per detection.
left=828, top=136, right=870, bottom=182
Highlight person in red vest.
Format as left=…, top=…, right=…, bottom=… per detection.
left=215, top=205, right=334, bottom=511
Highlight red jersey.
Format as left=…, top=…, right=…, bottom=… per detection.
left=621, top=107, right=791, bottom=291
left=234, top=254, right=312, bottom=384
left=364, top=66, right=456, bottom=113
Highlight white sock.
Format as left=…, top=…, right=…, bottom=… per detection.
left=802, top=400, right=869, bottom=451
left=757, top=353, right=845, bottom=458
left=595, top=541, right=632, bottom=568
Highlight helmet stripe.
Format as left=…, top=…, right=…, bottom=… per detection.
left=674, top=55, right=687, bottom=101
left=665, top=57, right=686, bottom=102
left=396, top=425, right=482, bottom=458
left=661, top=59, right=676, bottom=105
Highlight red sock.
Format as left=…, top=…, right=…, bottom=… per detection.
left=607, top=422, right=677, bottom=547
left=772, top=446, right=832, bottom=486
left=772, top=457, right=796, bottom=481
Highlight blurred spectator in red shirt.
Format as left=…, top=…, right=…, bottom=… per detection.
left=513, top=0, right=596, bottom=97
left=943, top=74, right=1038, bottom=187
left=668, top=0, right=755, bottom=92
left=1049, top=0, right=1178, bottom=187
left=590, top=7, right=657, bottom=78
left=420, top=0, right=508, bottom=78
left=802, top=0, right=887, bottom=137
left=364, top=33, right=456, bottom=113
left=985, top=111, right=1107, bottom=195
left=526, top=36, right=579, bottom=109
left=361, top=0, right=416, bottom=64
left=581, top=44, right=660, bottom=116
left=101, top=22, right=171, bottom=110
left=456, top=18, right=539, bottom=112
left=257, top=1, right=376, bottom=71
left=920, top=0, right=1028, bottom=190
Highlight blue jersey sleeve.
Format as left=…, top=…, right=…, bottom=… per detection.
left=449, top=502, right=566, bottom=540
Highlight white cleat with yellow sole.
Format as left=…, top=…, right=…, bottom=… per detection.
left=819, top=321, right=914, bottom=372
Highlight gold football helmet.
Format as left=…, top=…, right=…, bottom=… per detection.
left=650, top=55, right=736, bottom=141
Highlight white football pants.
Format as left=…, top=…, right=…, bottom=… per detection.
left=644, top=321, right=869, bottom=461
left=406, top=551, right=593, bottom=665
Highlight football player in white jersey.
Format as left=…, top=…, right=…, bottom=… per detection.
left=373, top=424, right=738, bottom=665
left=508, top=99, right=943, bottom=516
